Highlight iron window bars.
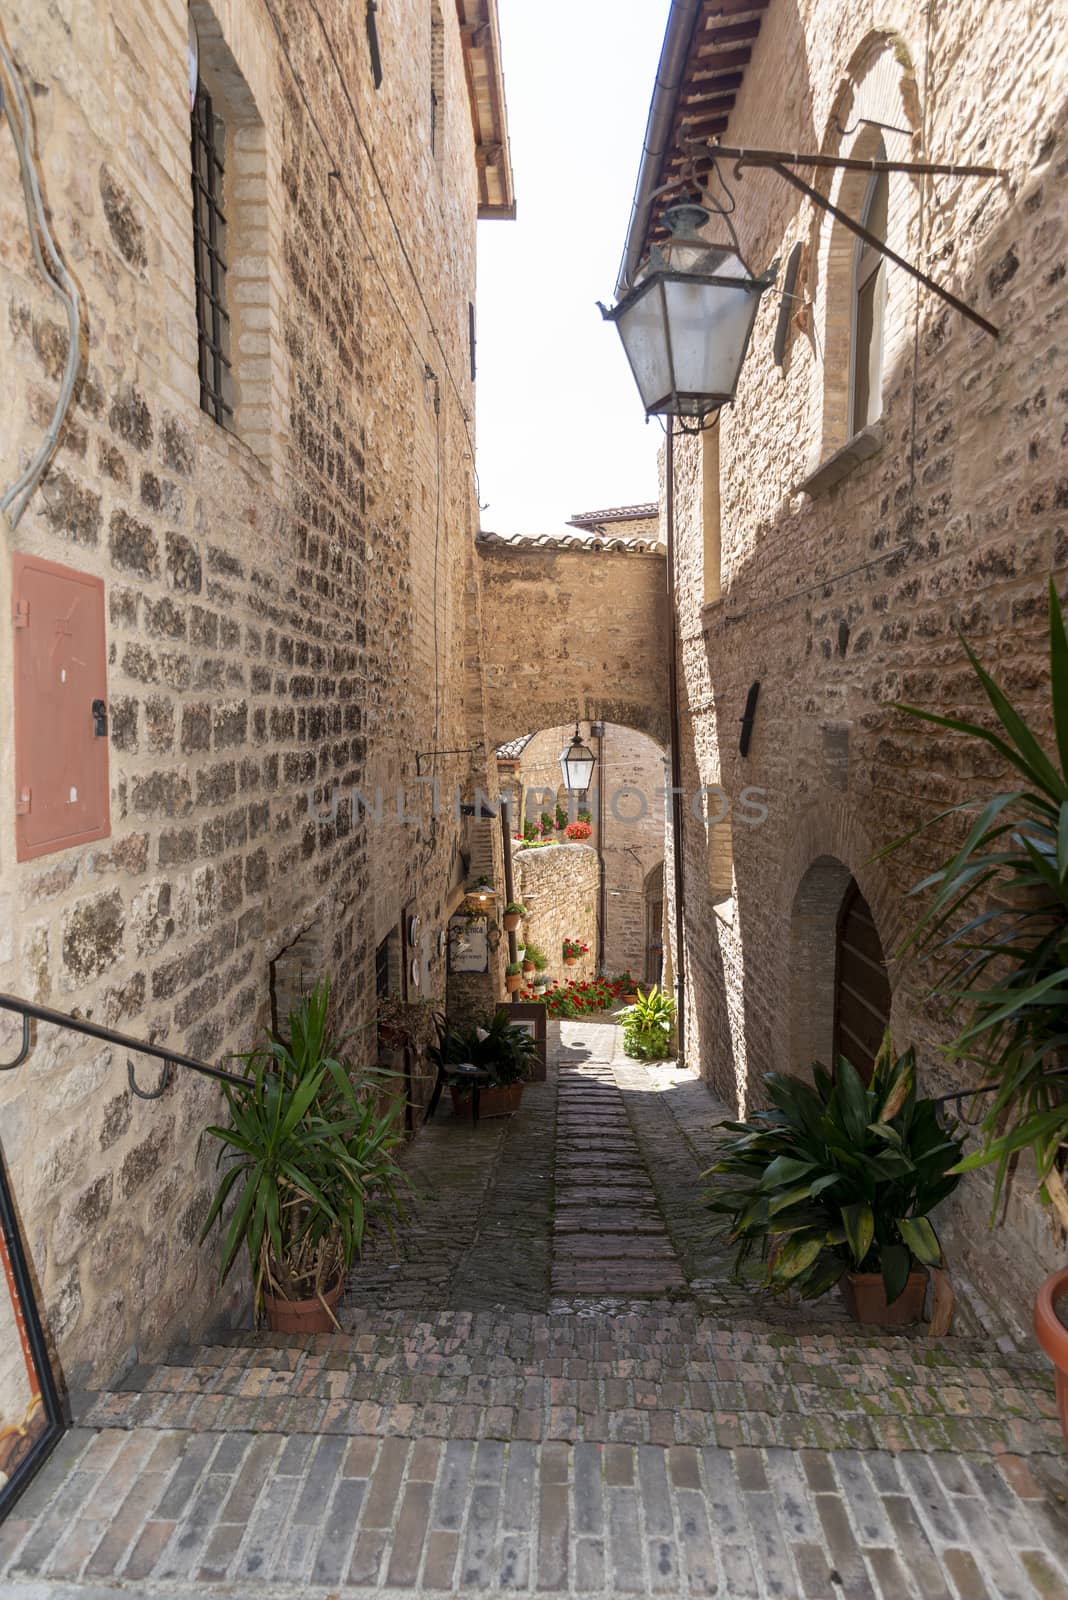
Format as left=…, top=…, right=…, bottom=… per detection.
left=191, top=78, right=233, bottom=428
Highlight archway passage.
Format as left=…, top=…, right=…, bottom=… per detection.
left=833, top=879, right=892, bottom=1083
left=477, top=536, right=670, bottom=752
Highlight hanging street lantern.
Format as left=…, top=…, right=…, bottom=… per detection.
left=559, top=724, right=596, bottom=797
left=599, top=201, right=776, bottom=429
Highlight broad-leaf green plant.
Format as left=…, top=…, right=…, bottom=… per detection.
left=705, top=1039, right=964, bottom=1304
left=884, top=578, right=1068, bottom=1228
left=621, top=984, right=675, bottom=1060
left=201, top=981, right=407, bottom=1319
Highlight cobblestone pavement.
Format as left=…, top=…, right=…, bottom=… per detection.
left=3, top=1018, right=1067, bottom=1597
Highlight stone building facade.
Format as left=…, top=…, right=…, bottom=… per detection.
left=513, top=843, right=598, bottom=990
left=0, top=0, right=511, bottom=1384
left=621, top=0, right=1068, bottom=1323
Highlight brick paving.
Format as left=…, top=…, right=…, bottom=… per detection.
left=3, top=1018, right=1068, bottom=1596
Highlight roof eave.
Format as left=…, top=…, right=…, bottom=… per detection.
left=456, top=0, right=516, bottom=220
left=615, top=0, right=704, bottom=297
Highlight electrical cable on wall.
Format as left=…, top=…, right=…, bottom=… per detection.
left=0, top=39, right=81, bottom=529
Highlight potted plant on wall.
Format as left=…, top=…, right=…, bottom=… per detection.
left=503, top=901, right=528, bottom=933
left=505, top=960, right=523, bottom=994
left=201, top=982, right=408, bottom=1333
left=565, top=821, right=593, bottom=842
left=885, top=580, right=1068, bottom=1430
left=522, top=941, right=546, bottom=979
left=563, top=938, right=587, bottom=967
left=705, top=1040, right=964, bottom=1325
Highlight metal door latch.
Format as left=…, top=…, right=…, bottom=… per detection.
left=91, top=698, right=108, bottom=738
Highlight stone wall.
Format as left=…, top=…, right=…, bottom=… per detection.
left=476, top=539, right=670, bottom=750
left=0, top=0, right=500, bottom=1385
left=664, top=0, right=1068, bottom=1326
left=507, top=722, right=666, bottom=979
left=514, top=844, right=598, bottom=990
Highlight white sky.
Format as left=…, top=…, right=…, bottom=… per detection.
left=474, top=0, right=670, bottom=537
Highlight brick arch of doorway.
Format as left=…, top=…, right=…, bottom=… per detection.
left=776, top=792, right=907, bottom=1080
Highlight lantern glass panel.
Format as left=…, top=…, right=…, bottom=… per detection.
left=614, top=281, right=673, bottom=415
left=662, top=276, right=761, bottom=409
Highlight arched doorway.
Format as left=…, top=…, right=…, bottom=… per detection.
left=789, top=855, right=891, bottom=1082
left=643, top=861, right=664, bottom=985
left=833, top=879, right=891, bottom=1083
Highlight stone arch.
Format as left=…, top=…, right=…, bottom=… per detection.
left=478, top=542, right=670, bottom=752
left=780, top=794, right=902, bottom=1078
left=804, top=30, right=923, bottom=463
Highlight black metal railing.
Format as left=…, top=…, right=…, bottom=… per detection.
left=0, top=990, right=254, bottom=1522
left=929, top=1070, right=1068, bottom=1128
left=0, top=992, right=254, bottom=1098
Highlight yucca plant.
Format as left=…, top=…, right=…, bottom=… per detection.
left=621, top=984, right=675, bottom=1060
left=885, top=578, right=1068, bottom=1228
left=705, top=1039, right=963, bottom=1303
left=201, top=981, right=407, bottom=1319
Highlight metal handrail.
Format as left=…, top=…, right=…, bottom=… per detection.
left=0, top=991, right=254, bottom=1099
left=930, top=1068, right=1068, bottom=1127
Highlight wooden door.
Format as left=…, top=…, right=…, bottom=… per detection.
left=832, top=881, right=891, bottom=1083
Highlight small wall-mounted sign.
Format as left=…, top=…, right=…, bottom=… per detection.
left=448, top=915, right=488, bottom=974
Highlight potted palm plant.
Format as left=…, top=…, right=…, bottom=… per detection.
left=201, top=982, right=408, bottom=1333
left=886, top=580, right=1068, bottom=1429
left=706, top=1040, right=964, bottom=1324
left=438, top=1010, right=538, bottom=1118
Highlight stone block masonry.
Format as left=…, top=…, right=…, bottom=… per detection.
left=662, top=0, right=1068, bottom=1322
left=0, top=0, right=506, bottom=1386
left=515, top=845, right=598, bottom=990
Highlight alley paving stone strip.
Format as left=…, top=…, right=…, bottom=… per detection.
left=3, top=1020, right=1068, bottom=1597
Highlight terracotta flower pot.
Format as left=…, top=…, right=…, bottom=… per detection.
left=449, top=1083, right=523, bottom=1119
left=506, top=972, right=522, bottom=993
left=503, top=912, right=521, bottom=931
left=522, top=961, right=535, bottom=975
left=563, top=956, right=577, bottom=967
left=842, top=1268, right=928, bottom=1326
left=1034, top=1267, right=1068, bottom=1448
left=263, top=1276, right=344, bottom=1334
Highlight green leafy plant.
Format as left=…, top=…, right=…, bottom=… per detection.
left=524, top=943, right=548, bottom=971
left=201, top=982, right=407, bottom=1318
left=505, top=961, right=523, bottom=977
left=504, top=902, right=528, bottom=917
left=555, top=804, right=568, bottom=830
left=884, top=578, right=1068, bottom=1228
left=621, top=984, right=675, bottom=1059
left=431, top=1009, right=538, bottom=1087
left=705, top=1040, right=964, bottom=1304
left=563, top=938, right=588, bottom=960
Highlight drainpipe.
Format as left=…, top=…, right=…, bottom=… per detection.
left=616, top=0, right=703, bottom=298
left=665, top=420, right=686, bottom=1064
left=594, top=721, right=607, bottom=971
left=500, top=799, right=518, bottom=977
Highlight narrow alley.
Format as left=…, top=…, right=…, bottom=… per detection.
left=2, top=1020, right=1065, bottom=1597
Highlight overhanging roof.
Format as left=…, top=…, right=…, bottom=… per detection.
left=567, top=502, right=659, bottom=529
left=456, top=0, right=516, bottom=219
left=617, top=0, right=768, bottom=294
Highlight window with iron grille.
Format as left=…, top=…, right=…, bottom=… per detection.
left=190, top=78, right=234, bottom=428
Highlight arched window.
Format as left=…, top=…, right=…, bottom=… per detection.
left=849, top=150, right=889, bottom=433
left=833, top=879, right=891, bottom=1082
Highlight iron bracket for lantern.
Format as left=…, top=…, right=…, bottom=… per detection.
left=675, top=142, right=1007, bottom=338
